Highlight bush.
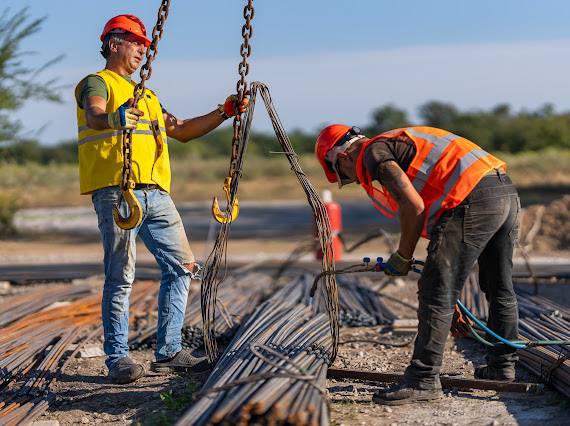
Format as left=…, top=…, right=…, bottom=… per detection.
left=0, top=193, right=20, bottom=237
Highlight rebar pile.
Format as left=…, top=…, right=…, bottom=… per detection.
left=336, top=275, right=397, bottom=327
left=0, top=268, right=277, bottom=425
left=460, top=274, right=570, bottom=399
left=0, top=281, right=158, bottom=425
left=516, top=292, right=570, bottom=399
left=130, top=272, right=273, bottom=350
left=0, top=285, right=93, bottom=327
left=273, top=273, right=396, bottom=327
left=178, top=276, right=332, bottom=426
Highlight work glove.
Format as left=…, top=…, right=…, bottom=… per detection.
left=218, top=94, right=249, bottom=119
left=384, top=251, right=413, bottom=276
left=108, top=99, right=144, bottom=130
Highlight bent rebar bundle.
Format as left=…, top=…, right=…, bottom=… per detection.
left=201, top=82, right=340, bottom=363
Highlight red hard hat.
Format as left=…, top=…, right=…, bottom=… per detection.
left=100, top=14, right=151, bottom=47
left=315, top=124, right=352, bottom=183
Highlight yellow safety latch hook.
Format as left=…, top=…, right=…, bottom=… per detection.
left=211, top=177, right=239, bottom=224
left=113, top=180, right=143, bottom=230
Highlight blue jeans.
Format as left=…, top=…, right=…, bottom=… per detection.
left=92, top=187, right=195, bottom=369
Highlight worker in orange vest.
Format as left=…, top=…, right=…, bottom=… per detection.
left=316, top=125, right=520, bottom=404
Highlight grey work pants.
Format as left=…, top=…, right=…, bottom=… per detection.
left=405, top=172, right=520, bottom=388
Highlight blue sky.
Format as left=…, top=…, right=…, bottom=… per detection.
left=6, top=0, right=570, bottom=144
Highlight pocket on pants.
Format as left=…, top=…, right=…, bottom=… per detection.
left=508, top=196, right=521, bottom=244
left=427, top=209, right=453, bottom=254
left=463, top=198, right=506, bottom=249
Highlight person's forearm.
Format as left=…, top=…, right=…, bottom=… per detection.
left=397, top=203, right=425, bottom=259
left=171, top=110, right=225, bottom=142
left=86, top=106, right=111, bottom=130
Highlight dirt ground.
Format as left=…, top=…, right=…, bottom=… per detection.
left=520, top=195, right=570, bottom=252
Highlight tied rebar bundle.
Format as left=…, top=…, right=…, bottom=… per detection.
left=201, top=82, right=340, bottom=364
left=179, top=276, right=333, bottom=426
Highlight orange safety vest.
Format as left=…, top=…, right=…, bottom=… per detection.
left=355, top=126, right=506, bottom=238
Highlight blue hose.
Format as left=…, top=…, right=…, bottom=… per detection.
left=455, top=299, right=528, bottom=350
left=370, top=259, right=564, bottom=350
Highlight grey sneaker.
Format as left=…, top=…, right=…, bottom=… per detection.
left=474, top=365, right=515, bottom=382
left=108, top=357, right=145, bottom=384
left=372, top=382, right=443, bottom=405
left=151, top=348, right=211, bottom=374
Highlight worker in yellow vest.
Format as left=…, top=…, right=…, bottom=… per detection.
left=74, top=14, right=247, bottom=384
left=316, top=125, right=520, bottom=404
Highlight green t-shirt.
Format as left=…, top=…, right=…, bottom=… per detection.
left=76, top=74, right=166, bottom=113
left=76, top=74, right=135, bottom=108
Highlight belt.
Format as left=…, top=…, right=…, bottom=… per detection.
left=485, top=168, right=506, bottom=177
left=475, top=170, right=512, bottom=189
left=134, top=183, right=159, bottom=190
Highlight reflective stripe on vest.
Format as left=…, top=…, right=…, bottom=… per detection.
left=77, top=129, right=168, bottom=146
left=356, top=126, right=506, bottom=238
left=77, top=119, right=167, bottom=135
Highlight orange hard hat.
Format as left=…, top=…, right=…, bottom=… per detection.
left=100, top=14, right=151, bottom=47
left=315, top=124, right=357, bottom=184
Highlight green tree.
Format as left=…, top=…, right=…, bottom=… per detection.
left=365, top=104, right=410, bottom=134
left=418, top=101, right=458, bottom=128
left=0, top=7, right=63, bottom=143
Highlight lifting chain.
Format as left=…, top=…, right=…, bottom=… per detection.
left=113, top=0, right=171, bottom=230
left=211, top=0, right=254, bottom=224
left=232, top=0, right=254, bottom=149
left=203, top=0, right=256, bottom=363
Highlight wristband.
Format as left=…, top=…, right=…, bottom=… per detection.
left=217, top=104, right=229, bottom=120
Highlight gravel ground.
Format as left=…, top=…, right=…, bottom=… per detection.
left=328, top=281, right=570, bottom=426
left=329, top=326, right=569, bottom=426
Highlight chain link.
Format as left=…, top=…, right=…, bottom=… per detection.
left=120, top=0, right=171, bottom=190
left=229, top=0, right=254, bottom=179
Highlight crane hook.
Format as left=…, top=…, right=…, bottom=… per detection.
left=211, top=177, right=239, bottom=224
left=113, top=180, right=143, bottom=230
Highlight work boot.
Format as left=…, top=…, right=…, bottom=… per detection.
left=108, top=357, right=145, bottom=384
left=372, top=381, right=443, bottom=405
left=474, top=365, right=515, bottom=382
left=151, top=348, right=211, bottom=374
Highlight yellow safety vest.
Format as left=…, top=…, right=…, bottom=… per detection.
left=75, top=69, right=171, bottom=194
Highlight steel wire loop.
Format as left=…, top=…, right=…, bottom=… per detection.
left=201, top=80, right=341, bottom=364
